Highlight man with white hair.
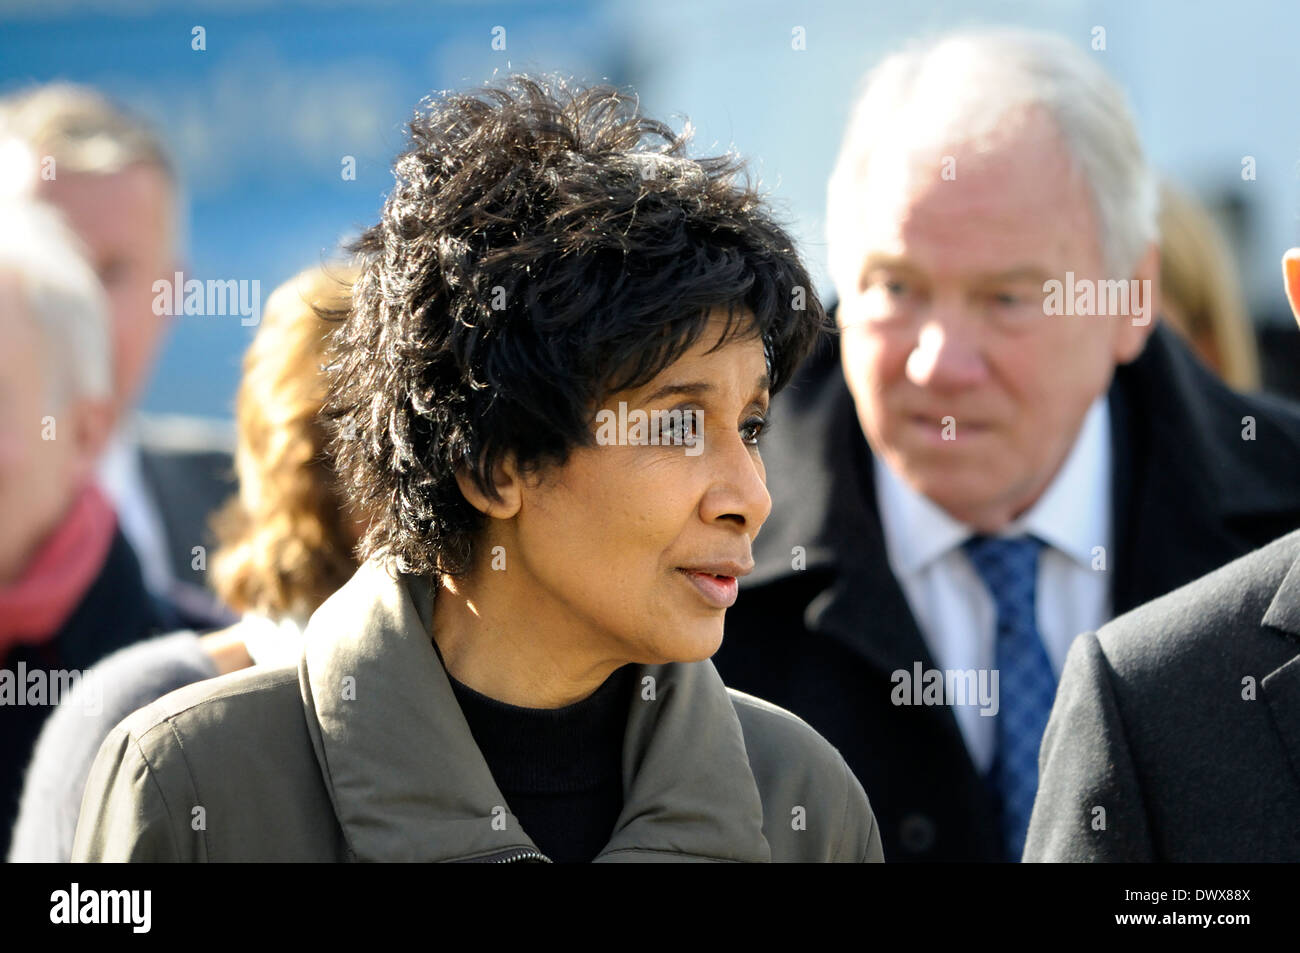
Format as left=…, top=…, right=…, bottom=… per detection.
left=714, top=28, right=1300, bottom=862
left=0, top=197, right=177, bottom=858
left=0, top=83, right=235, bottom=625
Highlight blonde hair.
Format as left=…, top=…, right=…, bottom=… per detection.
left=0, top=82, right=174, bottom=181
left=1158, top=183, right=1260, bottom=392
left=208, top=265, right=360, bottom=618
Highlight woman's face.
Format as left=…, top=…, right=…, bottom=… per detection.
left=505, top=316, right=773, bottom=668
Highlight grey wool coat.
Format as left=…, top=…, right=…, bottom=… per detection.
left=72, top=555, right=884, bottom=862
left=1024, top=529, right=1300, bottom=861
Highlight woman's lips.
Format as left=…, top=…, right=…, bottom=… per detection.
left=678, top=569, right=739, bottom=608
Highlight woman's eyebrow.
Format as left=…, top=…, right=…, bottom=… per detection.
left=641, top=381, right=714, bottom=403
left=642, top=373, right=770, bottom=405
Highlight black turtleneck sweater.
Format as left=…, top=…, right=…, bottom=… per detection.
left=446, top=663, right=634, bottom=863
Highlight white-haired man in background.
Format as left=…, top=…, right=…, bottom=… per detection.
left=0, top=196, right=179, bottom=858
left=714, top=28, right=1300, bottom=861
left=0, top=84, right=235, bottom=627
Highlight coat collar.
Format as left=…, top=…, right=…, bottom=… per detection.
left=1259, top=546, right=1300, bottom=794
left=745, top=337, right=938, bottom=681
left=298, top=555, right=771, bottom=863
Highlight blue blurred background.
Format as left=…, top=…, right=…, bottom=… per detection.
left=2, top=0, right=1297, bottom=419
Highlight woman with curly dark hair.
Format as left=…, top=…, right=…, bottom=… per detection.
left=73, top=76, right=883, bottom=863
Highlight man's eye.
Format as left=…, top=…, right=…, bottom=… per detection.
left=866, top=274, right=909, bottom=297
left=99, top=261, right=129, bottom=286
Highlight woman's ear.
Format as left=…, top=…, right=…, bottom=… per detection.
left=454, top=452, right=523, bottom=520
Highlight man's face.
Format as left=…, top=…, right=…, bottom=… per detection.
left=834, top=109, right=1155, bottom=530
left=0, top=274, right=109, bottom=584
left=36, top=164, right=175, bottom=426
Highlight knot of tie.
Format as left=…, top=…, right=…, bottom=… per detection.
left=962, top=535, right=1045, bottom=620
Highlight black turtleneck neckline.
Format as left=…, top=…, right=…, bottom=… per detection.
left=444, top=660, right=635, bottom=862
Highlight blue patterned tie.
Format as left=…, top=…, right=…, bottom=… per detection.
left=961, top=534, right=1056, bottom=862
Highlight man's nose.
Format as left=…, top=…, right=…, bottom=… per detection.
left=904, top=315, right=988, bottom=390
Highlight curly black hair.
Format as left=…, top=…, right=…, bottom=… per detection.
left=325, top=74, right=828, bottom=578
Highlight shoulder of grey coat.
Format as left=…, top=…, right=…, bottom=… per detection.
left=8, top=630, right=213, bottom=863
left=72, top=664, right=883, bottom=863
left=1025, top=528, right=1300, bottom=861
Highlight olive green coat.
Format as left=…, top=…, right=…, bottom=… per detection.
left=72, top=556, right=883, bottom=862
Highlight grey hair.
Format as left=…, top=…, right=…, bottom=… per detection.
left=827, top=28, right=1159, bottom=286
left=0, top=194, right=111, bottom=406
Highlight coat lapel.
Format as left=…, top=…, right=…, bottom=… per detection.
left=1260, top=554, right=1300, bottom=791
left=750, top=344, right=939, bottom=679
left=605, top=660, right=770, bottom=862
left=749, top=343, right=963, bottom=741
left=299, top=556, right=770, bottom=862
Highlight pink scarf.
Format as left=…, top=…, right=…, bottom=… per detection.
left=0, top=483, right=118, bottom=660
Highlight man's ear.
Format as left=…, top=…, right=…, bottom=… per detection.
left=1113, top=242, right=1161, bottom=364
left=1283, top=249, right=1300, bottom=324
left=454, top=452, right=523, bottom=520
left=68, top=395, right=114, bottom=484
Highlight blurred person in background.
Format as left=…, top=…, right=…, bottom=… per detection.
left=1158, top=180, right=1261, bottom=392
left=0, top=83, right=235, bottom=626
left=714, top=28, right=1300, bottom=863
left=72, top=77, right=882, bottom=863
left=7, top=265, right=364, bottom=862
left=1024, top=249, right=1300, bottom=861
left=0, top=196, right=176, bottom=858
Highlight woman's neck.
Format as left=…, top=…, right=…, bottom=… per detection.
left=430, top=569, right=624, bottom=709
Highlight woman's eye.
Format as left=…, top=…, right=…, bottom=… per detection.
left=741, top=415, right=767, bottom=446
left=657, top=409, right=701, bottom=444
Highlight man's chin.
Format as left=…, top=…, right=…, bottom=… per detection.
left=897, top=464, right=1013, bottom=525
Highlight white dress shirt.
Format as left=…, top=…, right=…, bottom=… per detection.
left=96, top=420, right=175, bottom=598
left=875, top=396, right=1113, bottom=774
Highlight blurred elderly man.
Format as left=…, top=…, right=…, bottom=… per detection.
left=0, top=84, right=235, bottom=624
left=0, top=197, right=177, bottom=857
left=714, top=29, right=1300, bottom=862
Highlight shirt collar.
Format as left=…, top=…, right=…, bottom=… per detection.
left=876, top=395, right=1112, bottom=573
left=95, top=420, right=142, bottom=504
left=1014, top=396, right=1112, bottom=568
